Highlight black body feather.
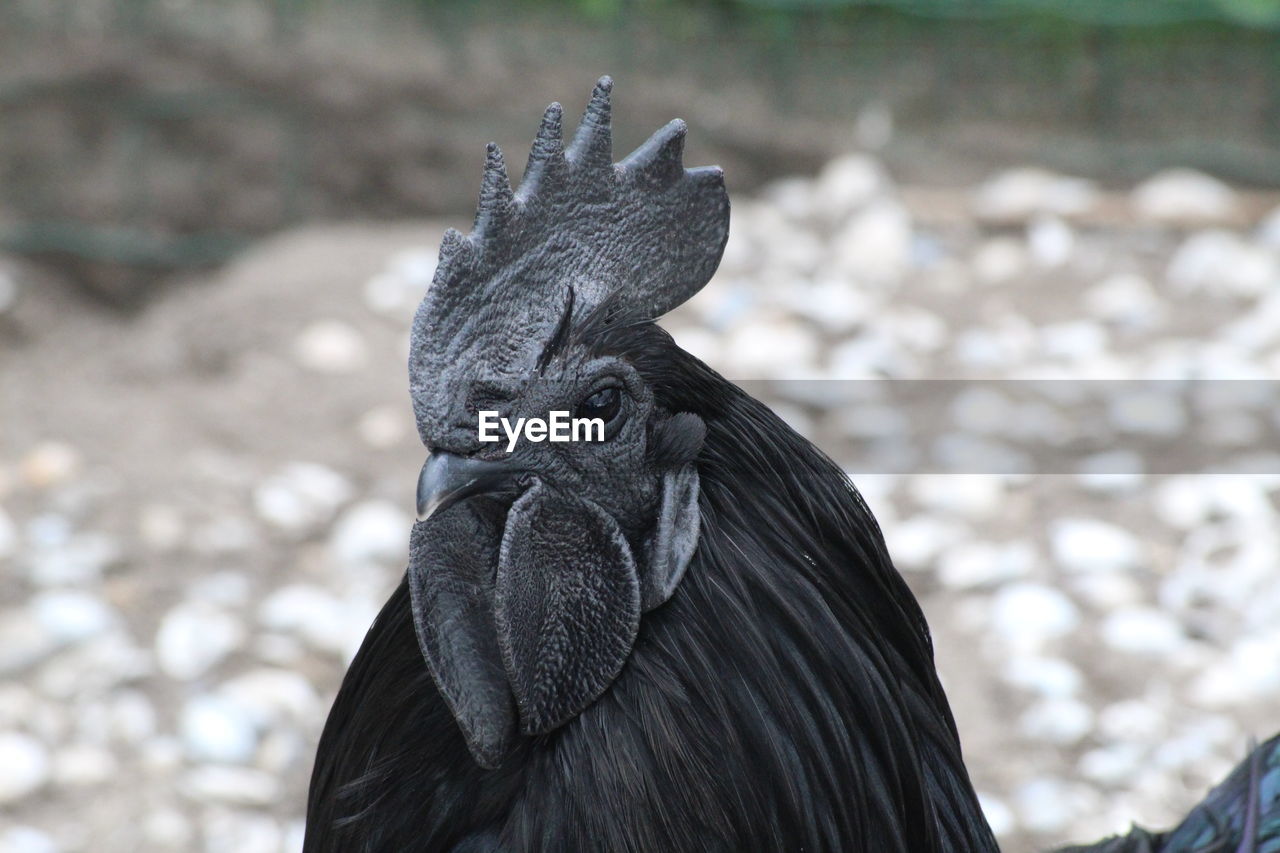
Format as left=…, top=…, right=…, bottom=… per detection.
left=305, top=326, right=998, bottom=852
left=309, top=77, right=1280, bottom=853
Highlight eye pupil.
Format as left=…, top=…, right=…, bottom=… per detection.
left=576, top=387, right=621, bottom=423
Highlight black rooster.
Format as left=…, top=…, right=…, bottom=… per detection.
left=305, top=78, right=1280, bottom=852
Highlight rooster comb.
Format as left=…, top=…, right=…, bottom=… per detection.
left=422, top=76, right=731, bottom=328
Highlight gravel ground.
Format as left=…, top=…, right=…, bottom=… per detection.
left=2, top=159, right=1279, bottom=852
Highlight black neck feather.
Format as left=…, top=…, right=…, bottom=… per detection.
left=306, top=324, right=998, bottom=853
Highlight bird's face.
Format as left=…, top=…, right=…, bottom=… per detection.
left=407, top=295, right=703, bottom=769
left=403, top=76, right=726, bottom=769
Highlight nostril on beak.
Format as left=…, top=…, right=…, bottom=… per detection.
left=416, top=451, right=519, bottom=522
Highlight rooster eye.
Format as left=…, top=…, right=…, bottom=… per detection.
left=576, top=386, right=622, bottom=424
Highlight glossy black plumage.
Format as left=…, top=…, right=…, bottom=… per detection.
left=306, top=326, right=998, bottom=852
left=306, top=77, right=1280, bottom=853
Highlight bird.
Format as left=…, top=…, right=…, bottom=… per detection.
left=304, top=77, right=1280, bottom=852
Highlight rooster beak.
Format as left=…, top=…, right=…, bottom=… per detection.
left=416, top=451, right=518, bottom=522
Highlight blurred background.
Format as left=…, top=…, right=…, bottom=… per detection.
left=2, top=1, right=1280, bottom=851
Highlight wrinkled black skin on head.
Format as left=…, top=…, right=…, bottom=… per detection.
left=305, top=325, right=1000, bottom=853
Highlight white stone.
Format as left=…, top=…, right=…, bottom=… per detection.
left=953, top=319, right=1036, bottom=369
left=991, top=583, right=1080, bottom=648
left=812, top=154, right=887, bottom=222
left=948, top=387, right=1016, bottom=435
left=30, top=591, right=116, bottom=644
left=1152, top=733, right=1215, bottom=772
left=189, top=572, right=252, bottom=607
left=971, top=237, right=1028, bottom=285
left=181, top=694, right=260, bottom=764
left=1084, top=274, right=1163, bottom=329
left=253, top=462, right=353, bottom=533
left=973, top=168, right=1098, bottom=220
left=0, top=506, right=16, bottom=561
left=1014, top=777, right=1080, bottom=833
left=1219, top=289, right=1280, bottom=352
left=190, top=515, right=257, bottom=556
left=1098, top=699, right=1166, bottom=742
left=723, top=318, right=818, bottom=378
left=25, top=531, right=121, bottom=586
left=357, top=405, right=408, bottom=449
left=1027, top=216, right=1075, bottom=268
left=833, top=403, right=908, bottom=441
left=140, top=736, right=183, bottom=775
left=881, top=516, right=966, bottom=572
left=155, top=602, right=245, bottom=681
left=830, top=200, right=912, bottom=286
left=1070, top=573, right=1145, bottom=609
left=180, top=765, right=280, bottom=806
left=666, top=325, right=723, bottom=367
left=1075, top=451, right=1145, bottom=490
left=143, top=809, right=193, bottom=848
left=257, top=728, right=305, bottom=773
left=885, top=307, right=947, bottom=353
left=0, top=826, right=57, bottom=853
left=938, top=540, right=1035, bottom=589
left=284, top=820, right=307, bottom=853
left=0, top=610, right=58, bottom=676
left=38, top=633, right=152, bottom=700
left=254, top=633, right=305, bottom=666
left=1132, top=168, right=1238, bottom=223
left=20, top=442, right=81, bottom=489
left=329, top=500, right=410, bottom=567
left=1160, top=477, right=1275, bottom=531
left=1019, top=697, right=1094, bottom=745
left=761, top=177, right=816, bottom=224
left=1257, top=203, right=1280, bottom=249
left=1109, top=386, right=1187, bottom=437
left=1050, top=518, right=1142, bottom=574
left=0, top=686, right=37, bottom=729
left=1001, top=656, right=1083, bottom=698
left=828, top=332, right=918, bottom=378
left=364, top=273, right=410, bottom=315
left=1153, top=476, right=1213, bottom=529
left=1039, top=321, right=1107, bottom=362
left=1079, top=743, right=1144, bottom=785
left=908, top=475, right=1005, bottom=519
left=106, top=690, right=158, bottom=744
left=755, top=219, right=823, bottom=275
left=1166, top=230, right=1276, bottom=299
left=363, top=247, right=436, bottom=316
left=259, top=584, right=349, bottom=656
left=218, top=668, right=320, bottom=725
left=202, top=809, right=283, bottom=853
left=931, top=434, right=1032, bottom=477
left=390, top=247, right=439, bottom=288
left=25, top=514, right=71, bottom=548
left=293, top=320, right=369, bottom=373
left=784, top=279, right=873, bottom=334
left=137, top=503, right=185, bottom=552
left=1189, top=635, right=1280, bottom=707
left=52, top=743, right=117, bottom=786
left=0, top=732, right=49, bottom=804
left=977, top=792, right=1014, bottom=837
